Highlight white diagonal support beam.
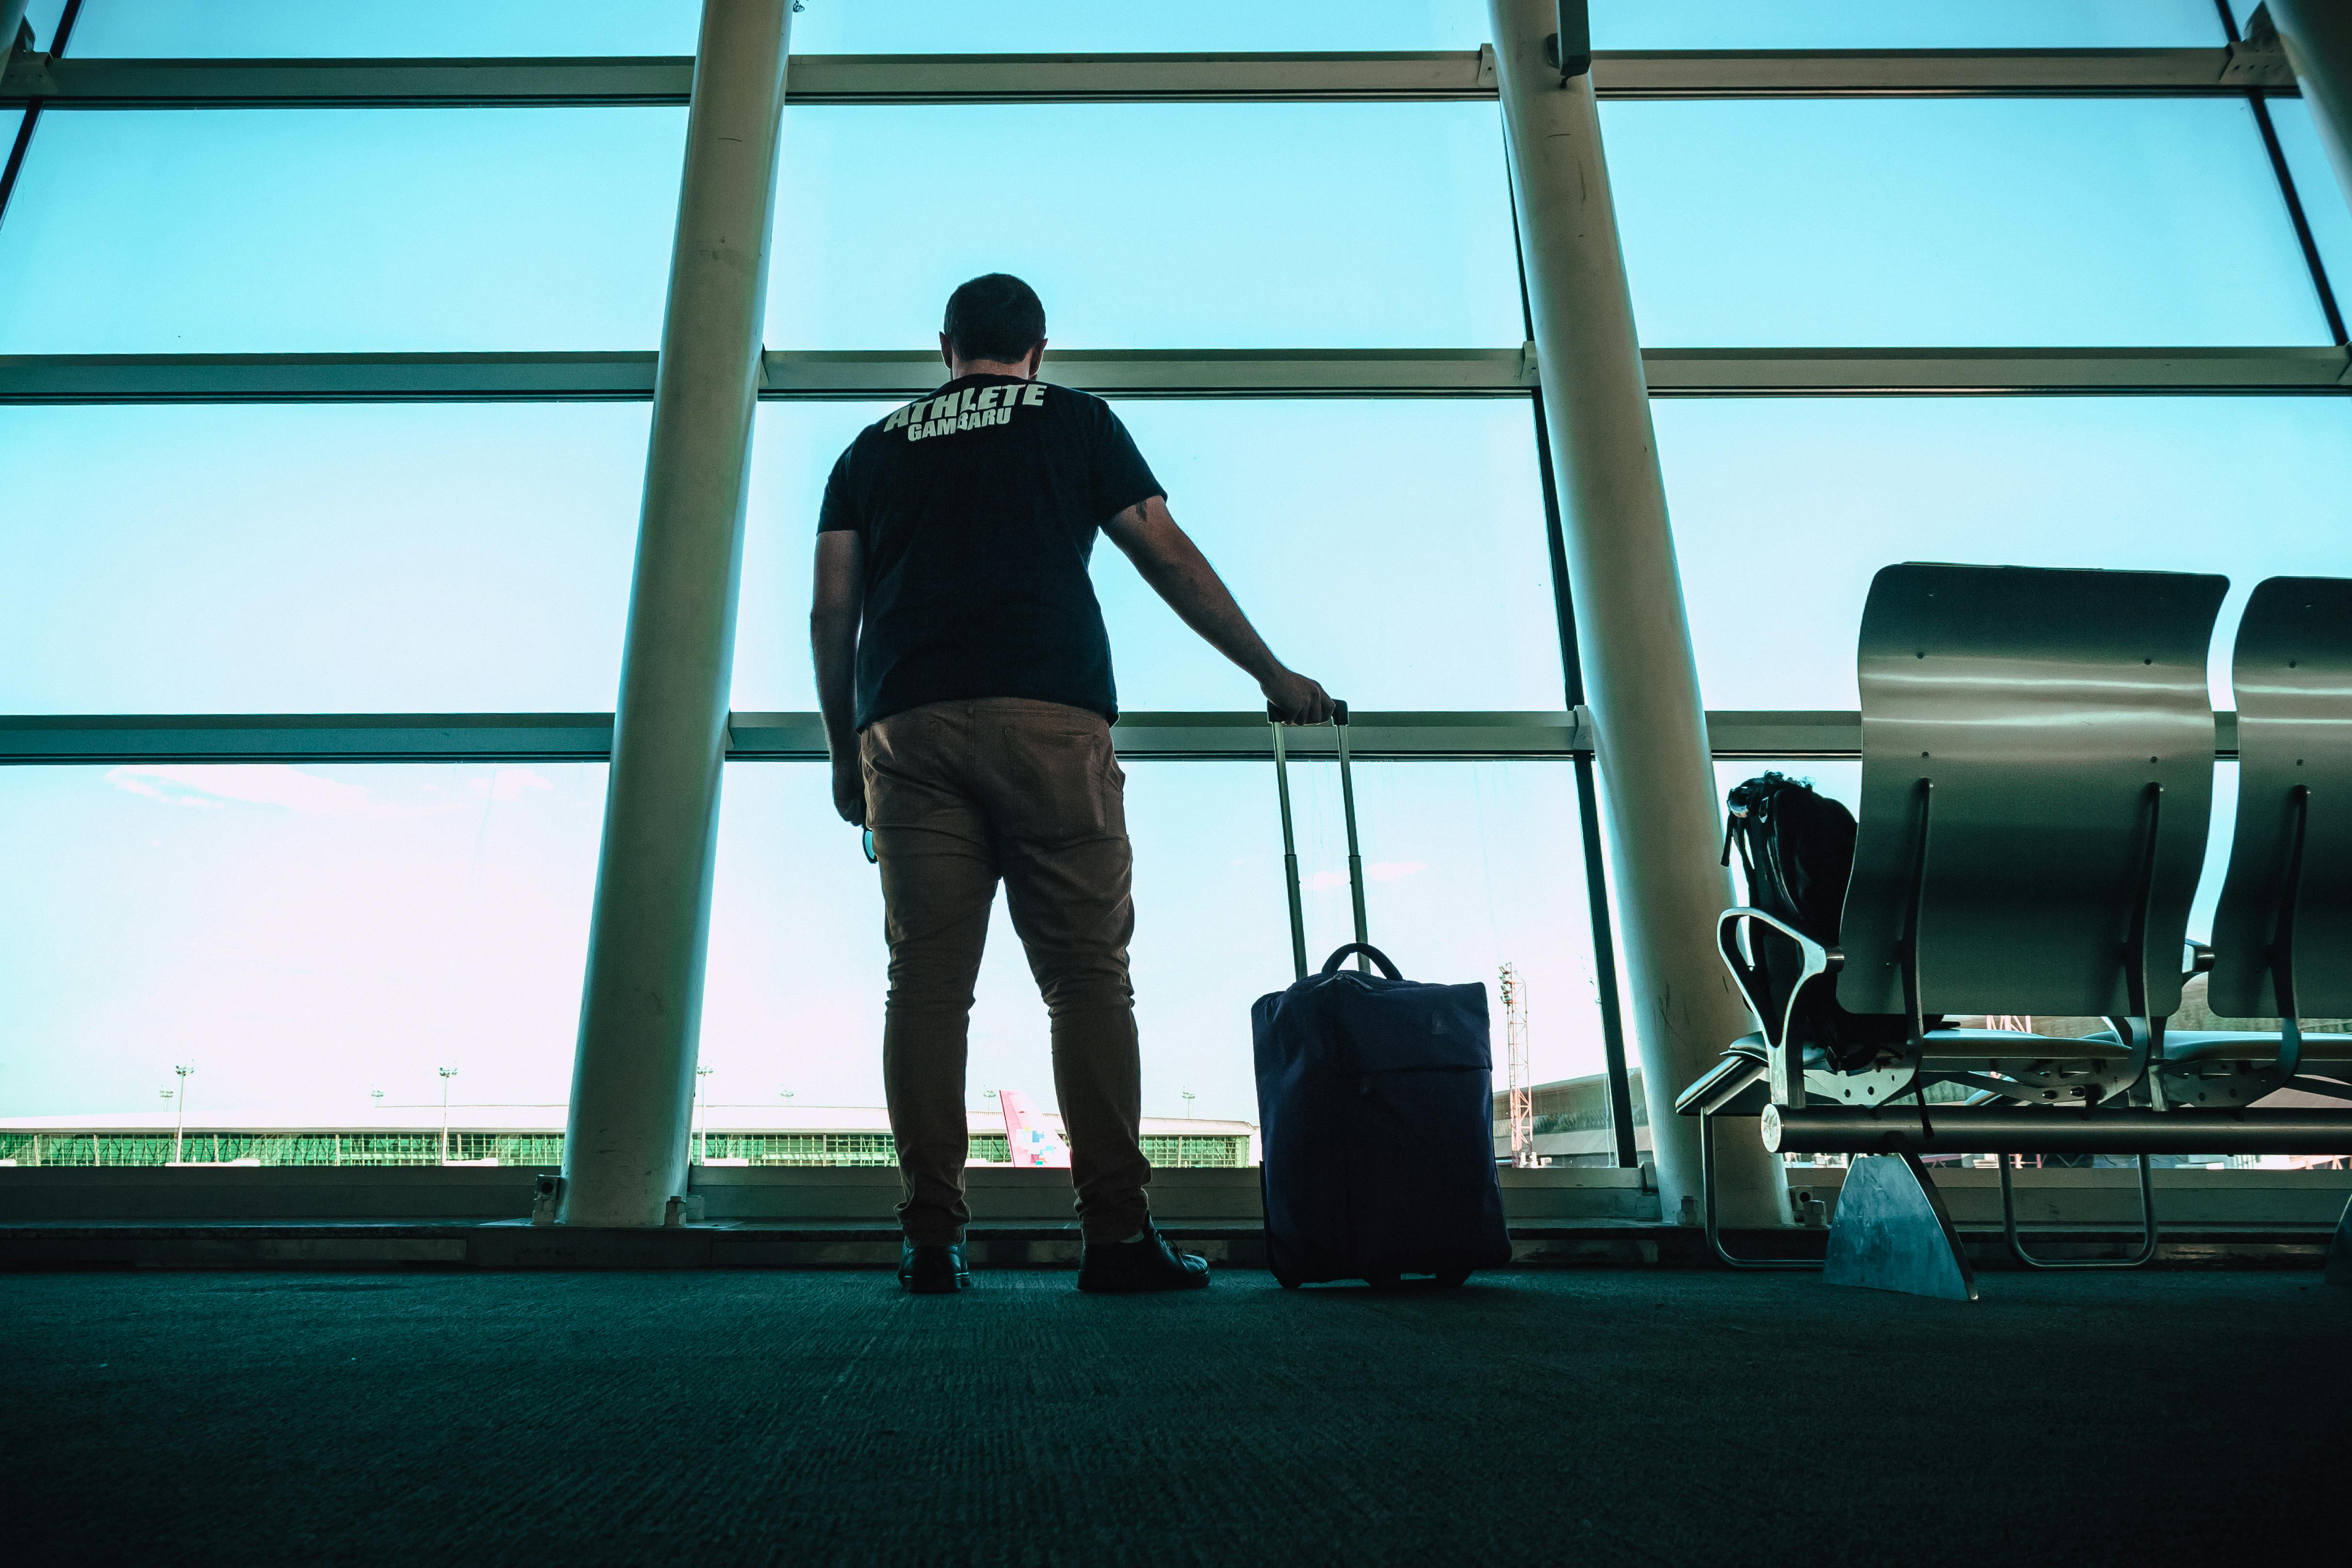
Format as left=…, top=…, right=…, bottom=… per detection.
left=2272, top=0, right=2352, bottom=217
left=1491, top=0, right=1784, bottom=1229
left=561, top=0, right=794, bottom=1229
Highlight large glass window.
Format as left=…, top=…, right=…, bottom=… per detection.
left=1608, top=100, right=2326, bottom=346
left=735, top=400, right=1562, bottom=714
left=62, top=0, right=699, bottom=56
left=707, top=757, right=1599, bottom=1137
left=1660, top=398, right=2352, bottom=713
left=707, top=760, right=1293, bottom=1128
left=19, top=0, right=68, bottom=47
left=2263, top=96, right=2352, bottom=300
left=14, top=0, right=2319, bottom=1178
left=0, top=110, right=683, bottom=353
left=0, top=763, right=604, bottom=1119
left=1286, top=760, right=1608, bottom=1086
left=54, top=0, right=2229, bottom=55
left=0, top=405, right=645, bottom=713
left=767, top=104, right=1522, bottom=351
left=1597, top=0, right=2223, bottom=48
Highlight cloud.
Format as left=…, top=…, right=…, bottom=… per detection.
left=1308, top=860, right=1428, bottom=892
left=469, top=769, right=554, bottom=802
left=105, top=765, right=376, bottom=818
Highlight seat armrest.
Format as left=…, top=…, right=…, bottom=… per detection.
left=1715, top=906, right=1841, bottom=1048
left=1718, top=905, right=1840, bottom=970
left=1717, top=907, right=1843, bottom=1110
left=1675, top=1043, right=1769, bottom=1117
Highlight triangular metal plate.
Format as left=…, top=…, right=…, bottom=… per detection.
left=1824, top=1153, right=1978, bottom=1301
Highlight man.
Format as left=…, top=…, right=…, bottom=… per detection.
left=810, top=274, right=1335, bottom=1295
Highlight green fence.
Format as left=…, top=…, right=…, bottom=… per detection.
left=1142, top=1135, right=1249, bottom=1168
left=1, top=1129, right=1255, bottom=1168
left=0, top=1131, right=458, bottom=1166
left=452, top=1132, right=565, bottom=1165
left=696, top=1132, right=898, bottom=1166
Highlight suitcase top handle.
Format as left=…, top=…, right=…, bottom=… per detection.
left=1265, top=700, right=1349, bottom=725
left=1322, top=943, right=1402, bottom=980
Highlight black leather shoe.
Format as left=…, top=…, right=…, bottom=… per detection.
left=899, top=1241, right=970, bottom=1294
left=1077, top=1223, right=1211, bottom=1293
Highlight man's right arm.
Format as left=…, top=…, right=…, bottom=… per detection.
left=811, top=531, right=866, bottom=825
left=1103, top=495, right=1335, bottom=725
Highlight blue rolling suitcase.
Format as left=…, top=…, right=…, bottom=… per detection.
left=1250, top=704, right=1513, bottom=1289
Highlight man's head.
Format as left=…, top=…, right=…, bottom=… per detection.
left=941, top=273, right=1047, bottom=379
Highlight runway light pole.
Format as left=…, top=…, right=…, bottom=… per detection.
left=1182, top=1091, right=1195, bottom=1119
left=438, top=1067, right=458, bottom=1164
left=172, top=1064, right=193, bottom=1164
left=695, top=1065, right=714, bottom=1164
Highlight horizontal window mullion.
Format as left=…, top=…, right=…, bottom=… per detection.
left=1, top=49, right=2294, bottom=110
left=6, top=348, right=2350, bottom=404
left=0, top=711, right=2250, bottom=764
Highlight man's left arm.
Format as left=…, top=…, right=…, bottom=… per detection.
left=811, top=530, right=866, bottom=825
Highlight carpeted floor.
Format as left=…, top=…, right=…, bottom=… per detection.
left=6, top=1267, right=2347, bottom=1565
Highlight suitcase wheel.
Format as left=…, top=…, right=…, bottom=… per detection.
left=1365, top=1273, right=1402, bottom=1291
left=1435, top=1269, right=1471, bottom=1288
left=1275, top=1269, right=1303, bottom=1290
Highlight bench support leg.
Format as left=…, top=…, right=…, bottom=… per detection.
left=1701, top=1105, right=1821, bottom=1270
left=1823, top=1153, right=1977, bottom=1301
left=2329, top=1193, right=2352, bottom=1288
left=1999, top=1153, right=2157, bottom=1270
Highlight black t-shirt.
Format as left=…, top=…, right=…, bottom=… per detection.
left=817, top=374, right=1164, bottom=729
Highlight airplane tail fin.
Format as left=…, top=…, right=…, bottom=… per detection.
left=998, top=1088, right=1072, bottom=1169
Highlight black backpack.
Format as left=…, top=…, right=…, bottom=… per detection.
left=1720, top=772, right=1915, bottom=1069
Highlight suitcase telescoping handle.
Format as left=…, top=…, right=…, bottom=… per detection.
left=1268, top=700, right=1370, bottom=980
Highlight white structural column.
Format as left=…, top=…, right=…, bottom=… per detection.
left=559, top=0, right=792, bottom=1227
left=1488, top=0, right=1785, bottom=1227
left=2272, top=0, right=2352, bottom=218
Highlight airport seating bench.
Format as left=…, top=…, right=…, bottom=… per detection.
left=1677, top=566, right=2352, bottom=1299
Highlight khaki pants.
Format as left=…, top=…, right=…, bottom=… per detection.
left=860, top=697, right=1150, bottom=1245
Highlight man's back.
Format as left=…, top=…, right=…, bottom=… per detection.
left=818, top=374, right=1162, bottom=730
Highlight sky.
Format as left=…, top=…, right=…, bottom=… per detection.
left=3, top=0, right=2350, bottom=1126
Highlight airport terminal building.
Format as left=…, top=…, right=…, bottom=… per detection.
left=0, top=1107, right=1256, bottom=1168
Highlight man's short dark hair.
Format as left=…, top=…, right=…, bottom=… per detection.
left=943, top=274, right=1046, bottom=365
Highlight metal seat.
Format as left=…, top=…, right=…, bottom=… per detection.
left=1701, top=563, right=2233, bottom=1295
left=1836, top=562, right=2224, bottom=1052
left=2159, top=578, right=2352, bottom=1125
